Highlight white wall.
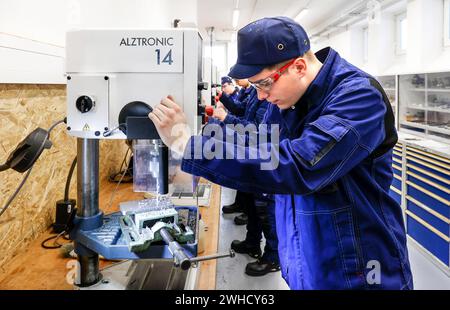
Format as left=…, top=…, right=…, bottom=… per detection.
left=0, top=0, right=199, bottom=84
left=313, top=0, right=450, bottom=76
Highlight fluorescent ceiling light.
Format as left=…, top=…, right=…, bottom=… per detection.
left=232, top=9, right=240, bottom=29
left=295, top=8, right=309, bottom=22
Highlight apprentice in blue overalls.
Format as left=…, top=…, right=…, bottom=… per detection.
left=218, top=77, right=252, bottom=117
left=149, top=17, right=413, bottom=290
left=219, top=76, right=240, bottom=110
left=211, top=81, right=279, bottom=276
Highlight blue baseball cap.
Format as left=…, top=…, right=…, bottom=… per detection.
left=221, top=76, right=233, bottom=85
left=228, top=16, right=311, bottom=79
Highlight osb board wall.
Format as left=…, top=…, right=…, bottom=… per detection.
left=0, top=84, right=128, bottom=272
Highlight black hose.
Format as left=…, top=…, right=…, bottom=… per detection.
left=64, top=157, right=77, bottom=201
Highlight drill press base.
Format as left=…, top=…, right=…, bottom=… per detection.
left=76, top=259, right=199, bottom=290
left=70, top=206, right=198, bottom=260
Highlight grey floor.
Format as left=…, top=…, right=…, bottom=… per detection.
left=215, top=187, right=449, bottom=290
left=216, top=187, right=289, bottom=290
left=407, top=239, right=450, bottom=290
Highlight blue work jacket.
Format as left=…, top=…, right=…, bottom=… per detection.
left=220, top=87, right=248, bottom=116
left=223, top=86, right=268, bottom=126
left=182, top=47, right=412, bottom=290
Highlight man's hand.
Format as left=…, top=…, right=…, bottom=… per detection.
left=148, top=95, right=191, bottom=156
left=212, top=107, right=227, bottom=122
left=216, top=101, right=225, bottom=110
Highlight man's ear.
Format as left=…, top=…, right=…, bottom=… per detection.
left=292, top=57, right=307, bottom=77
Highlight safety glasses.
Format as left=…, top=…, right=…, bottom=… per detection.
left=249, top=58, right=296, bottom=93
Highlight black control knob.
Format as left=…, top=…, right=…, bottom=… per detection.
left=198, top=81, right=208, bottom=91
left=76, top=96, right=95, bottom=113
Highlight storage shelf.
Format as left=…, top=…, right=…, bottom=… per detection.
left=406, top=106, right=450, bottom=113
left=408, top=88, right=450, bottom=92
left=428, top=88, right=450, bottom=93
left=401, top=121, right=450, bottom=135
left=400, top=72, right=450, bottom=145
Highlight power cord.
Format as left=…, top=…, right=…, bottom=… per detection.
left=41, top=230, right=70, bottom=249
left=0, top=168, right=34, bottom=218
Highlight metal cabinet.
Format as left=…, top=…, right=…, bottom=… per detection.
left=389, top=140, right=450, bottom=273
left=389, top=142, right=403, bottom=205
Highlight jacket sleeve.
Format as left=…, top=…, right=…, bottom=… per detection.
left=219, top=93, right=246, bottom=116
left=182, top=80, right=387, bottom=194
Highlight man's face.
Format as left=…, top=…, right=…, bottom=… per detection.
left=248, top=59, right=308, bottom=110
left=234, top=79, right=248, bottom=87
left=222, top=83, right=235, bottom=95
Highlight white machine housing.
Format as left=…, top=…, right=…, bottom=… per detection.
left=66, top=28, right=202, bottom=139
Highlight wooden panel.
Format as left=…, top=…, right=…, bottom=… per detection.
left=196, top=183, right=221, bottom=290
left=0, top=84, right=128, bottom=272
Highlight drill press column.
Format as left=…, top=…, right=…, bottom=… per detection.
left=76, top=138, right=101, bottom=286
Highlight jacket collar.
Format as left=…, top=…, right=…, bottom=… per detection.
left=277, top=47, right=341, bottom=136
left=301, top=47, right=339, bottom=107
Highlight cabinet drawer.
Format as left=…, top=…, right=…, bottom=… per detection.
left=406, top=199, right=449, bottom=235
left=392, top=176, right=402, bottom=190
left=407, top=183, right=449, bottom=219
left=407, top=163, right=449, bottom=189
left=406, top=213, right=449, bottom=266
left=389, top=187, right=401, bottom=205
left=393, top=163, right=402, bottom=177
left=406, top=172, right=449, bottom=204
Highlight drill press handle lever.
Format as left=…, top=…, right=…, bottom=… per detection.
left=159, top=228, right=235, bottom=270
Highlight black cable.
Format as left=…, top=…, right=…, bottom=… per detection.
left=0, top=167, right=34, bottom=218
left=0, top=164, right=9, bottom=172
left=41, top=231, right=68, bottom=249
left=64, top=156, right=77, bottom=201
left=41, top=211, right=75, bottom=250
